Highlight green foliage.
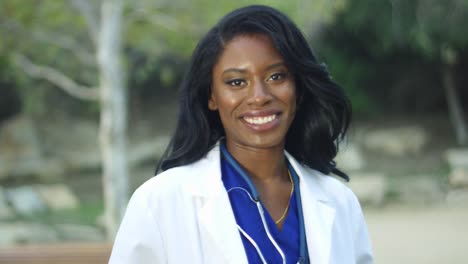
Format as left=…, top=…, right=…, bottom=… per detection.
left=14, top=200, right=104, bottom=227
left=124, top=0, right=344, bottom=56
left=316, top=0, right=468, bottom=115
left=321, top=47, right=374, bottom=115
left=0, top=0, right=348, bottom=116
left=0, top=1, right=97, bottom=116
left=332, top=0, right=468, bottom=59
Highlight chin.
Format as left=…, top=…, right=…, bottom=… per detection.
left=242, top=136, right=286, bottom=150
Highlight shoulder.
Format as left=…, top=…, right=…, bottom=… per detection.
left=131, top=146, right=222, bottom=205
left=300, top=165, right=361, bottom=210
left=143, top=164, right=202, bottom=190
left=295, top=163, right=374, bottom=262
left=133, top=163, right=203, bottom=202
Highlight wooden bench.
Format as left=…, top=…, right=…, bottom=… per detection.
left=0, top=243, right=112, bottom=264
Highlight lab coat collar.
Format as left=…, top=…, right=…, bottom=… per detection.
left=186, top=144, right=248, bottom=263
left=286, top=151, right=336, bottom=264
left=188, top=144, right=336, bottom=264
left=183, top=144, right=223, bottom=198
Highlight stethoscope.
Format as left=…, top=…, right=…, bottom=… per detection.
left=220, top=142, right=309, bottom=264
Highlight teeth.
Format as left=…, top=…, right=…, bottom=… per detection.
left=244, top=114, right=276, bottom=125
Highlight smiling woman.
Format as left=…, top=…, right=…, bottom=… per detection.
left=109, top=5, right=373, bottom=264
left=209, top=34, right=296, bottom=152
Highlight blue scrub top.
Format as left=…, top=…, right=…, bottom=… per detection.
left=221, top=152, right=301, bottom=264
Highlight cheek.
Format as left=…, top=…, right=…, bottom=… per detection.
left=279, top=84, right=297, bottom=112
left=289, top=83, right=297, bottom=109
left=216, top=93, right=241, bottom=113
left=291, top=90, right=297, bottom=112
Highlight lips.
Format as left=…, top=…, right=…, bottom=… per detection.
left=243, top=114, right=277, bottom=125
left=240, top=110, right=281, bottom=132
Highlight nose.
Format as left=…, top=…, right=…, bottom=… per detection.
left=246, top=80, right=273, bottom=106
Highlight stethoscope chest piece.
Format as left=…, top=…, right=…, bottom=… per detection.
left=220, top=142, right=309, bottom=264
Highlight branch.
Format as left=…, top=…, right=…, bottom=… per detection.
left=0, top=18, right=95, bottom=67
left=125, top=6, right=180, bottom=30
left=32, top=30, right=96, bottom=66
left=13, top=53, right=99, bottom=101
left=70, top=0, right=100, bottom=47
left=142, top=12, right=179, bottom=30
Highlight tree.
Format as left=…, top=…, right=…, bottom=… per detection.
left=322, top=0, right=468, bottom=145
left=4, top=0, right=128, bottom=238
left=392, top=0, right=468, bottom=145
left=95, top=0, right=129, bottom=238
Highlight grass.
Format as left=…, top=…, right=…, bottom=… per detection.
left=11, top=200, right=104, bottom=227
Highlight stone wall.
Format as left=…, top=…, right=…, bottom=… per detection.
left=0, top=114, right=169, bottom=245
left=446, top=149, right=468, bottom=204
left=336, top=125, right=462, bottom=206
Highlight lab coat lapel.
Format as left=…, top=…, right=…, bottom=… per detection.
left=188, top=145, right=248, bottom=264
left=286, top=152, right=336, bottom=264
left=301, top=187, right=335, bottom=263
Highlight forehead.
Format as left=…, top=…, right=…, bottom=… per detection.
left=214, top=34, right=284, bottom=71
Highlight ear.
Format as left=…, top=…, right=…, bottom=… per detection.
left=208, top=93, right=218, bottom=111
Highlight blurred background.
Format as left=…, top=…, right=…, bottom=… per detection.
left=0, top=0, right=467, bottom=263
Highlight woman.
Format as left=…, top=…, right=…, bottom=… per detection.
left=110, top=5, right=373, bottom=264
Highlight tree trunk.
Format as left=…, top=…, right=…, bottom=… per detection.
left=443, top=63, right=468, bottom=146
left=97, top=0, right=129, bottom=239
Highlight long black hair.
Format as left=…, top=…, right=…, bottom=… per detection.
left=157, top=5, right=351, bottom=181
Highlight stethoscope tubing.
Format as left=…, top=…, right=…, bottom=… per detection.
left=288, top=162, right=309, bottom=264
left=220, top=142, right=309, bottom=264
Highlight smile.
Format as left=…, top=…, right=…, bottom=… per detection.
left=243, top=114, right=277, bottom=125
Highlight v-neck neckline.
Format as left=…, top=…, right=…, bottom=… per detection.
left=261, top=190, right=297, bottom=234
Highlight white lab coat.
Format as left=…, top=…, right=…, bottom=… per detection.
left=109, top=144, right=373, bottom=264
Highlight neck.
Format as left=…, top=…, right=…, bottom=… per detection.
left=226, top=141, right=288, bottom=183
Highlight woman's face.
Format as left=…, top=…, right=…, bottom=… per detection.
left=209, top=34, right=296, bottom=151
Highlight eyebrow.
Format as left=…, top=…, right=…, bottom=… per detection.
left=265, top=62, right=286, bottom=71
left=222, top=61, right=286, bottom=75
left=222, top=68, right=247, bottom=75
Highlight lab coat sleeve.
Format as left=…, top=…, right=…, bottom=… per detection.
left=349, top=191, right=374, bottom=264
left=109, top=187, right=166, bottom=264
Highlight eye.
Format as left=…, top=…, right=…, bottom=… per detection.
left=268, top=72, right=287, bottom=81
left=225, top=79, right=246, bottom=87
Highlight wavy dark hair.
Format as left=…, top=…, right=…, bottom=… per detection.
left=157, top=5, right=351, bottom=180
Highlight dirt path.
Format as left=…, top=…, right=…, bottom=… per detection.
left=364, top=205, right=468, bottom=264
